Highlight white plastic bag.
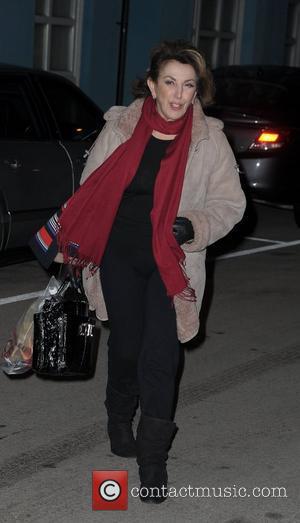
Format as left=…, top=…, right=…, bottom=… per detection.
left=1, top=277, right=61, bottom=375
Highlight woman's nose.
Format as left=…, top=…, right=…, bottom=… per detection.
left=174, top=85, right=183, bottom=99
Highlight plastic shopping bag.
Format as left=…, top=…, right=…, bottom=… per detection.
left=1, top=277, right=61, bottom=375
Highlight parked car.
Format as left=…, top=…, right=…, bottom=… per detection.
left=0, top=64, right=105, bottom=253
left=205, top=65, right=300, bottom=225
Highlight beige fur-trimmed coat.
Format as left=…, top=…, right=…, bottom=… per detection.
left=80, top=98, right=246, bottom=343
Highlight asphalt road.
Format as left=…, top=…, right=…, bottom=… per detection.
left=0, top=203, right=299, bottom=523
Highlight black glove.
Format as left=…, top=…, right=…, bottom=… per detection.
left=172, top=217, right=194, bottom=245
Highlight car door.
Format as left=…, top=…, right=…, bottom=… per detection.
left=36, top=74, right=104, bottom=189
left=0, top=73, right=73, bottom=250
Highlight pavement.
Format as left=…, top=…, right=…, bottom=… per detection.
left=0, top=204, right=299, bottom=523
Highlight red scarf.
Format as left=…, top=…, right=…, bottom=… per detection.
left=57, top=96, right=195, bottom=300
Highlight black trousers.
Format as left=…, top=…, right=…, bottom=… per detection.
left=100, top=227, right=180, bottom=420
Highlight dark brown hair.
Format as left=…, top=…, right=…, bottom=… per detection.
left=132, top=40, right=215, bottom=106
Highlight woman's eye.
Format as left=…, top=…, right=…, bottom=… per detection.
left=165, top=80, right=174, bottom=85
left=185, top=83, right=195, bottom=88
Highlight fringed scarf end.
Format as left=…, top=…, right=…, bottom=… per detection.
left=176, top=286, right=197, bottom=302
left=58, top=239, right=99, bottom=276
left=177, top=257, right=196, bottom=302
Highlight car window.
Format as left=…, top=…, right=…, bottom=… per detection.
left=0, top=79, right=39, bottom=140
left=38, top=76, right=102, bottom=141
left=214, top=78, right=288, bottom=109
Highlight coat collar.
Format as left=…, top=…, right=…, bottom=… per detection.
left=105, top=97, right=209, bottom=147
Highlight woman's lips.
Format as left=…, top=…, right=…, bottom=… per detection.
left=169, top=103, right=183, bottom=111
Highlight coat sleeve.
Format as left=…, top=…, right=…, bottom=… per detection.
left=180, top=130, right=246, bottom=252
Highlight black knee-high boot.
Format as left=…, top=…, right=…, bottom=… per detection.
left=136, top=414, right=177, bottom=503
left=105, top=384, right=139, bottom=457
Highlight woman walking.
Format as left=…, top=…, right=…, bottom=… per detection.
left=44, top=40, right=246, bottom=503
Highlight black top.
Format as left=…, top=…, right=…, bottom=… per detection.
left=112, top=135, right=172, bottom=236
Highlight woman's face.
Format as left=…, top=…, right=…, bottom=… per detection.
left=147, top=60, right=198, bottom=121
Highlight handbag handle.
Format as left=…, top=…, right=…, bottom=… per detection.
left=57, top=264, right=85, bottom=298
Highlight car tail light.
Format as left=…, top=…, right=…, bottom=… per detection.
left=249, top=130, right=290, bottom=151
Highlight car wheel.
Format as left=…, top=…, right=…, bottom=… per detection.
left=293, top=203, right=300, bottom=227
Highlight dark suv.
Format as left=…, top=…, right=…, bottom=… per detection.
left=0, top=65, right=104, bottom=253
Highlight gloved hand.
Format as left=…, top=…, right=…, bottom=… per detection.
left=172, top=217, right=194, bottom=245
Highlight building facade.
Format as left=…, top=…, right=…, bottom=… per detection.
left=0, top=0, right=298, bottom=111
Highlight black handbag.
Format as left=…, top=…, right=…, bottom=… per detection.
left=32, top=269, right=100, bottom=378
